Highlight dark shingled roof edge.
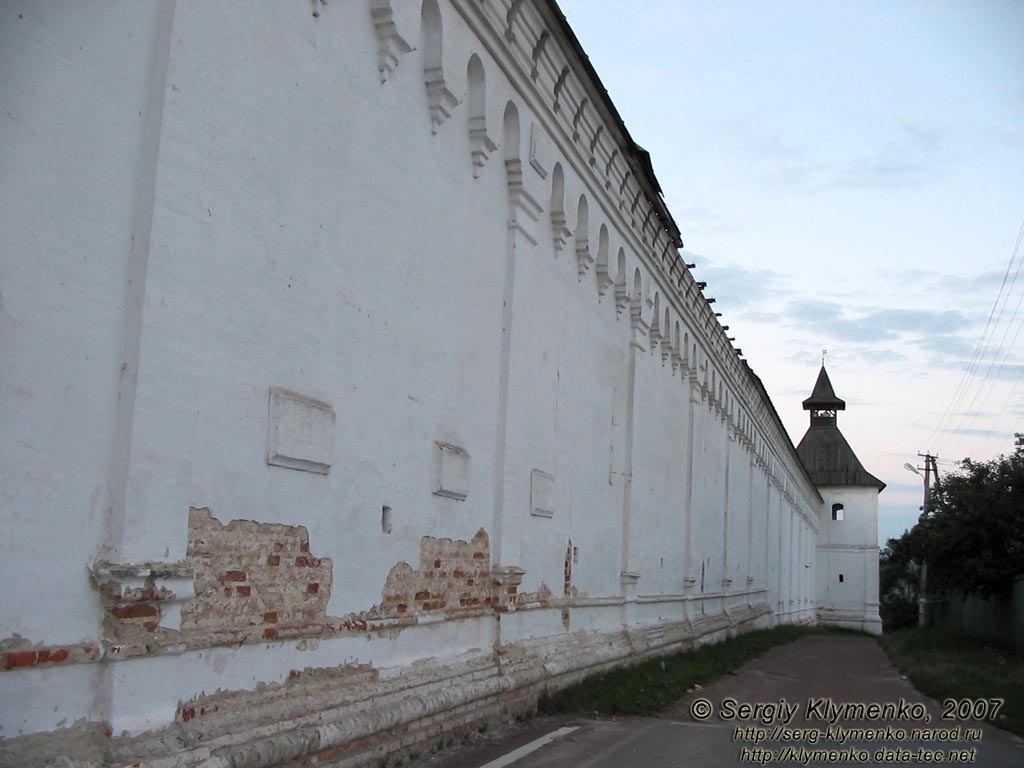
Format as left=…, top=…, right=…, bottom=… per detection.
left=542, top=4, right=852, bottom=507
left=743, top=362, right=824, bottom=504
left=542, top=0, right=683, bottom=250
left=796, top=426, right=886, bottom=492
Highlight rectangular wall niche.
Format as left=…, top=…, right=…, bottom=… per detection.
left=530, top=469, right=555, bottom=518
left=266, top=387, right=335, bottom=474
left=434, top=442, right=469, bottom=500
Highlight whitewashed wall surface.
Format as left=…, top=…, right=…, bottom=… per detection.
left=0, top=2, right=860, bottom=766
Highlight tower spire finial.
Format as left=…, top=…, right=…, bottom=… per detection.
left=821, top=348, right=828, bottom=366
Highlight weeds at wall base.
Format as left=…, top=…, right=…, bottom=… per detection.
left=538, top=625, right=866, bottom=716
left=880, top=627, right=1024, bottom=738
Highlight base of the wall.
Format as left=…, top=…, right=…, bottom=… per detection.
left=817, top=609, right=883, bottom=637
left=2, top=604, right=786, bottom=768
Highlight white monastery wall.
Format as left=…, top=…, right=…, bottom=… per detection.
left=1, top=2, right=828, bottom=765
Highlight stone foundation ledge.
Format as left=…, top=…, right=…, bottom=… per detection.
left=4, top=603, right=777, bottom=768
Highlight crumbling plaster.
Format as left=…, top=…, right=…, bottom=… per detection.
left=0, top=0, right=832, bottom=763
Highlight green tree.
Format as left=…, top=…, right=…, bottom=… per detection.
left=879, top=531, right=919, bottom=630
left=910, top=434, right=1024, bottom=596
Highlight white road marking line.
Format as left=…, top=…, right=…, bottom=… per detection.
left=477, top=726, right=581, bottom=768
left=669, top=720, right=727, bottom=728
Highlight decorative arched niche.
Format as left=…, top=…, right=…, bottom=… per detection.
left=550, top=163, right=569, bottom=252
left=650, top=293, right=662, bottom=345
left=596, top=224, right=613, bottom=296
left=422, top=0, right=458, bottom=133
left=614, top=248, right=628, bottom=316
left=503, top=102, right=541, bottom=243
left=662, top=307, right=673, bottom=363
left=466, top=55, right=496, bottom=176
left=575, top=195, right=593, bottom=277
left=673, top=321, right=683, bottom=371
left=630, top=268, right=644, bottom=329
left=371, top=0, right=413, bottom=83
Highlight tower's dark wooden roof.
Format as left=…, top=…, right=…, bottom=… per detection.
left=796, top=366, right=885, bottom=491
left=796, top=426, right=886, bottom=490
left=802, top=366, right=846, bottom=411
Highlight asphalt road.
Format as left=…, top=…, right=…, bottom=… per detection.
left=409, top=635, right=1024, bottom=768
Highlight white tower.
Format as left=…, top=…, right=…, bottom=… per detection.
left=797, top=367, right=884, bottom=635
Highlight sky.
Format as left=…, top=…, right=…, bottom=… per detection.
left=559, top=0, right=1024, bottom=545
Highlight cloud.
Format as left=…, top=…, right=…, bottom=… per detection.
left=925, top=355, right=1024, bottom=382
left=675, top=205, right=744, bottom=237
left=936, top=426, right=1001, bottom=438
left=831, top=122, right=943, bottom=189
left=675, top=256, right=1015, bottom=384
left=888, top=268, right=1007, bottom=296
left=787, top=345, right=908, bottom=367
left=718, top=119, right=951, bottom=192
left=779, top=299, right=970, bottom=344
left=914, top=334, right=978, bottom=361
left=739, top=310, right=784, bottom=323
left=684, top=250, right=794, bottom=310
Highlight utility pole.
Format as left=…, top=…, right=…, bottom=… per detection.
left=916, top=453, right=938, bottom=626
left=917, top=453, right=937, bottom=512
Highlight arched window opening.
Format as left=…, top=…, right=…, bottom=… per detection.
left=832, top=503, right=844, bottom=522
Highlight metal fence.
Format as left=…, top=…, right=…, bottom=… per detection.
left=923, top=575, right=1024, bottom=651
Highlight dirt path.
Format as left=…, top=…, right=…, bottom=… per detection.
left=411, top=635, right=1024, bottom=767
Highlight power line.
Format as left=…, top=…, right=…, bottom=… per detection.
left=928, top=216, right=1024, bottom=459
left=937, top=225, right=1024, bottom=458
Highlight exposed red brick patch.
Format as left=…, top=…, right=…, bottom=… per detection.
left=182, top=508, right=332, bottom=644
left=3, top=651, right=37, bottom=670
left=111, top=604, right=159, bottom=619
left=1, top=643, right=97, bottom=672
left=376, top=530, right=490, bottom=620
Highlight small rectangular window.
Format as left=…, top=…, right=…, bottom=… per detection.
left=838, top=574, right=844, bottom=583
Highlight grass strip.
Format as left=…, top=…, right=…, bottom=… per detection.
left=880, top=627, right=1024, bottom=737
left=539, top=625, right=857, bottom=716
